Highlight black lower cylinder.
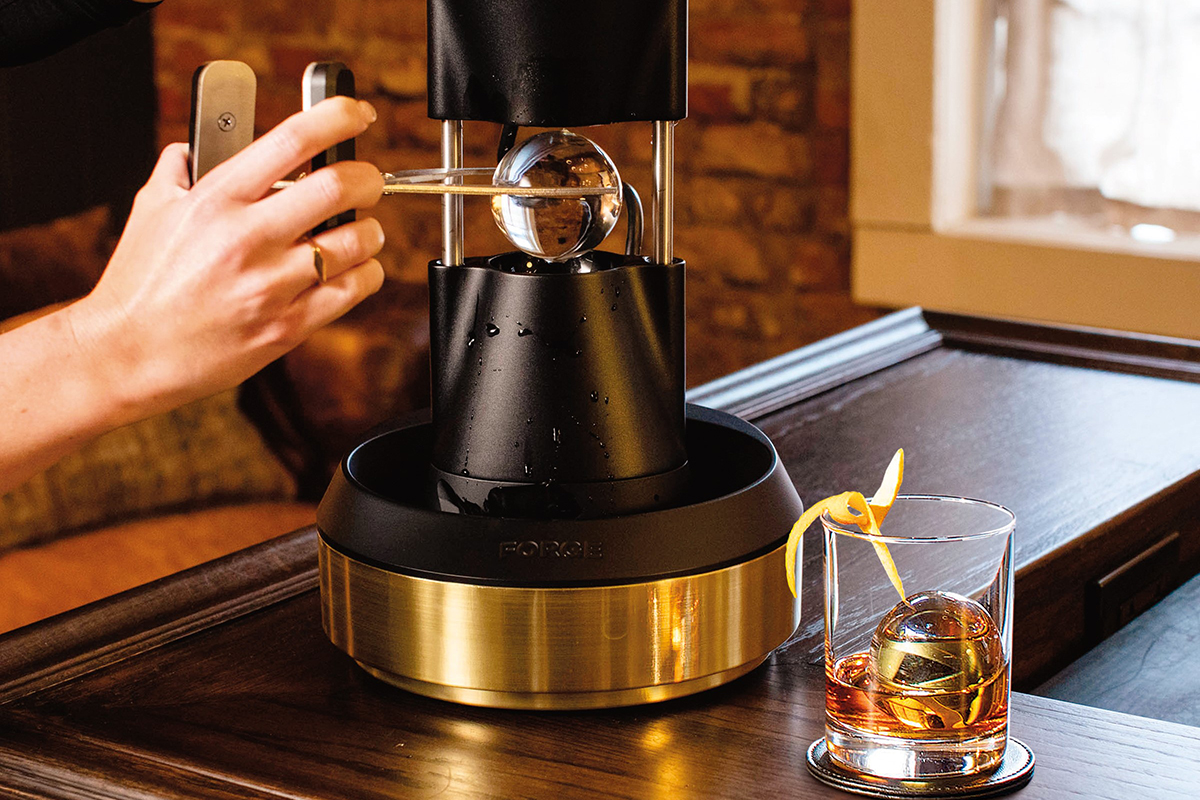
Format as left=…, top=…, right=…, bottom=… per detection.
left=429, top=255, right=686, bottom=518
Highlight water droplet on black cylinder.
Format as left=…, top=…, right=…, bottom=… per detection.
left=467, top=337, right=475, bottom=348
left=590, top=391, right=599, bottom=402
left=580, top=315, right=587, bottom=323
left=519, top=327, right=533, bottom=337
left=611, top=303, right=617, bottom=311
left=524, top=464, right=533, bottom=477
left=486, top=323, right=500, bottom=337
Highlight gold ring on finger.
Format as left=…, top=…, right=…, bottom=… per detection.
left=306, top=236, right=327, bottom=284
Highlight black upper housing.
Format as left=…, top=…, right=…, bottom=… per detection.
left=427, top=0, right=687, bottom=125
left=427, top=255, right=688, bottom=518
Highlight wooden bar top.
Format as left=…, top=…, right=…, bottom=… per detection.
left=2, top=310, right=1199, bottom=798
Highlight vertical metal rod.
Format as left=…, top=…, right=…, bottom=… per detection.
left=441, top=119, right=464, bottom=266
left=651, top=120, right=675, bottom=265
left=622, top=184, right=644, bottom=257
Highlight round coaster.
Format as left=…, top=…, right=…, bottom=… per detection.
left=805, top=738, right=1035, bottom=799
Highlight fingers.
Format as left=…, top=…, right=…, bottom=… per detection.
left=151, top=143, right=192, bottom=189
left=134, top=143, right=191, bottom=206
left=294, top=258, right=385, bottom=332
left=251, top=160, right=384, bottom=242
left=284, top=218, right=384, bottom=293
left=201, top=96, right=377, bottom=202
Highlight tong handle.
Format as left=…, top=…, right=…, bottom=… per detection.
left=188, top=61, right=256, bottom=186
left=305, top=62, right=357, bottom=235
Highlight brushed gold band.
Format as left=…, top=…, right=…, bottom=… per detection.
left=319, top=535, right=799, bottom=710
left=357, top=658, right=767, bottom=711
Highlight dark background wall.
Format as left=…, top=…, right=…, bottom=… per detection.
left=0, top=17, right=156, bottom=318
left=0, top=17, right=156, bottom=234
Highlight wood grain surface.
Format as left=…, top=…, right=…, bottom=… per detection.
left=0, top=529, right=318, bottom=703
left=1036, top=570, right=1200, bottom=727
left=2, top=310, right=1200, bottom=799
left=0, top=583, right=1197, bottom=799
left=761, top=335, right=1200, bottom=686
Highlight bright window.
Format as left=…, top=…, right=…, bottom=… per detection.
left=851, top=0, right=1200, bottom=340
left=987, top=0, right=1200, bottom=241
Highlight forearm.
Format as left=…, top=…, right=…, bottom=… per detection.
left=0, top=98, right=383, bottom=495
left=0, top=301, right=139, bottom=492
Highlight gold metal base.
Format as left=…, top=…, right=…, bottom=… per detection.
left=358, top=656, right=767, bottom=710
left=320, top=535, right=799, bottom=710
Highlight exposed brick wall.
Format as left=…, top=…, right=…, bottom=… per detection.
left=153, top=0, right=878, bottom=387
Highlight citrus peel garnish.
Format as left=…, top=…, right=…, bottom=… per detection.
left=785, top=449, right=906, bottom=601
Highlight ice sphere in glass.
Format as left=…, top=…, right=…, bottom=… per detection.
left=491, top=130, right=622, bottom=262
left=867, top=590, right=1006, bottom=730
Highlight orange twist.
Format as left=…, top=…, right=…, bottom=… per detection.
left=785, top=449, right=906, bottom=601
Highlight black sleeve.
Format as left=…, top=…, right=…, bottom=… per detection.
left=0, top=0, right=160, bottom=67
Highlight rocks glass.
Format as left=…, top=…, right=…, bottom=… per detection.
left=822, top=495, right=1015, bottom=780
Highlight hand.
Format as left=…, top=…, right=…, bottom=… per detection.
left=69, top=96, right=385, bottom=420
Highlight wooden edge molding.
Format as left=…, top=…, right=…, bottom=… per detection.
left=686, top=307, right=944, bottom=420
left=687, top=306, right=1200, bottom=427
left=928, top=311, right=1200, bottom=383
left=0, top=527, right=319, bottom=705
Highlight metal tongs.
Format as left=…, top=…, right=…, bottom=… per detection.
left=272, top=167, right=619, bottom=198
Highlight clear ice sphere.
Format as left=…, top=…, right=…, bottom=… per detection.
left=869, top=590, right=1004, bottom=694
left=491, top=130, right=622, bottom=262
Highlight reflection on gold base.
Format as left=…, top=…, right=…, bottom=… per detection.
left=359, top=657, right=767, bottom=710
left=320, top=534, right=799, bottom=710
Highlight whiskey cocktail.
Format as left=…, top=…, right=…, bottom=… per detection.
left=822, top=495, right=1015, bottom=779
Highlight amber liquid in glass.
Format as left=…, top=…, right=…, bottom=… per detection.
left=827, top=651, right=1008, bottom=740
left=827, top=591, right=1009, bottom=742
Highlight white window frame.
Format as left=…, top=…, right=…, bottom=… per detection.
left=851, top=0, right=1200, bottom=339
